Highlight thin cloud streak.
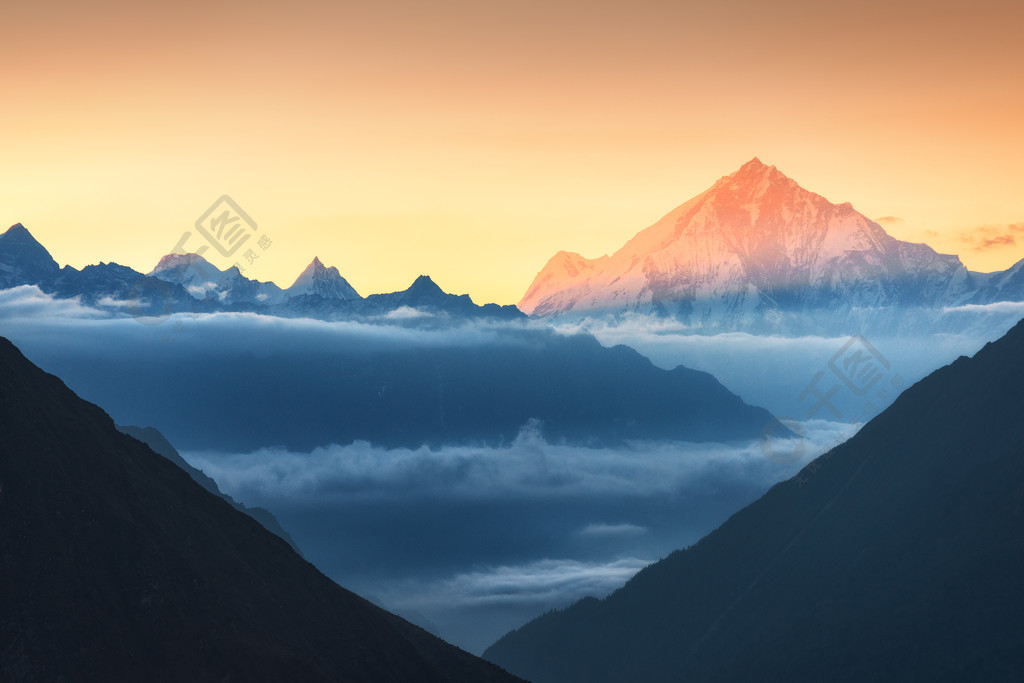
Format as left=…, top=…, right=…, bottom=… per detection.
left=389, top=557, right=653, bottom=610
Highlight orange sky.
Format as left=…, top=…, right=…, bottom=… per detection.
left=2, top=0, right=1022, bottom=304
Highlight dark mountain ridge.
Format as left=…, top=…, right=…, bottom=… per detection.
left=485, top=316, right=1024, bottom=682
left=0, top=336, right=523, bottom=682
left=116, top=424, right=303, bottom=555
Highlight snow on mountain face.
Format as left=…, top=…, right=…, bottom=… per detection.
left=286, top=257, right=360, bottom=301
left=971, top=257, right=1024, bottom=304
left=152, top=253, right=228, bottom=294
left=150, top=252, right=285, bottom=306
left=519, top=159, right=974, bottom=327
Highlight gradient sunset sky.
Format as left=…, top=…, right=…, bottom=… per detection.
left=3, top=0, right=1022, bottom=304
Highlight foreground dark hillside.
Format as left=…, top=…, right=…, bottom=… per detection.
left=486, top=318, right=1024, bottom=682
left=116, top=424, right=303, bottom=555
left=0, top=336, right=523, bottom=683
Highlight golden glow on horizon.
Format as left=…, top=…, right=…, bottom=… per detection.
left=2, top=0, right=1022, bottom=303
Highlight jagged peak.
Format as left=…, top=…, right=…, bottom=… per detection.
left=406, top=274, right=445, bottom=295
left=719, top=157, right=788, bottom=186
left=740, top=157, right=768, bottom=172
left=697, top=158, right=822, bottom=212
left=296, top=256, right=341, bottom=278
left=1, top=223, right=44, bottom=245
left=287, top=256, right=360, bottom=299
left=0, top=222, right=60, bottom=276
left=291, top=257, right=337, bottom=285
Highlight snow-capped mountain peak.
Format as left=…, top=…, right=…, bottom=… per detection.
left=152, top=252, right=214, bottom=274
left=150, top=252, right=285, bottom=306
left=287, top=257, right=360, bottom=300
left=518, top=159, right=973, bottom=330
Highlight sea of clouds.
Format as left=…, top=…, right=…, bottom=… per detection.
left=182, top=419, right=856, bottom=652
left=2, top=284, right=1019, bottom=652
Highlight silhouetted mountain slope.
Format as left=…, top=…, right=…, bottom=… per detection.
left=0, top=337, right=524, bottom=682
left=34, top=328, right=785, bottom=451
left=485, top=317, right=1024, bottom=682
left=117, top=425, right=303, bottom=555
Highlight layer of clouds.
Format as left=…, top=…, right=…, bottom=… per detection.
left=4, top=285, right=1017, bottom=654
left=385, top=305, right=434, bottom=320
left=0, top=288, right=548, bottom=373
left=550, top=314, right=1015, bottom=419
left=183, top=423, right=854, bottom=652
left=3, top=285, right=1017, bottom=431
left=942, top=301, right=1024, bottom=315
left=0, top=285, right=107, bottom=319
left=183, top=420, right=855, bottom=503
left=0, top=284, right=538, bottom=349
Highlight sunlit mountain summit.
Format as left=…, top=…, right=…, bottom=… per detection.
left=519, top=159, right=1016, bottom=334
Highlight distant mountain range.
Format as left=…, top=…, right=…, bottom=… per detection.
left=484, top=316, right=1024, bottom=681
left=28, top=324, right=787, bottom=451
left=0, top=223, right=521, bottom=321
left=520, top=159, right=1024, bottom=334
left=0, top=335, right=524, bottom=682
left=1, top=221, right=792, bottom=450
left=7, top=160, right=1024, bottom=334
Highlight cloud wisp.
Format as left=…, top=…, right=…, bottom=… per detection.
left=183, top=420, right=854, bottom=504
left=387, top=557, right=653, bottom=611
left=0, top=285, right=107, bottom=320
left=959, top=222, right=1024, bottom=252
